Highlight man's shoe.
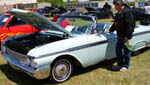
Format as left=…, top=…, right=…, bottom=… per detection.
left=120, top=67, right=128, bottom=72
left=112, top=66, right=122, bottom=71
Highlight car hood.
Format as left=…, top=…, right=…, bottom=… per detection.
left=6, top=9, right=73, bottom=36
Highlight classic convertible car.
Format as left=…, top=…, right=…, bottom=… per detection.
left=1, top=9, right=150, bottom=83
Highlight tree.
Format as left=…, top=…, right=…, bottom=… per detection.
left=67, top=0, right=72, bottom=3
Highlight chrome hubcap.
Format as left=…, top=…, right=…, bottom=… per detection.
left=53, top=59, right=71, bottom=81
left=55, top=64, right=67, bottom=77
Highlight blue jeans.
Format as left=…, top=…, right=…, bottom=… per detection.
left=116, top=37, right=131, bottom=68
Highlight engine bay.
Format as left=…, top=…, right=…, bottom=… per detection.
left=5, top=32, right=65, bottom=54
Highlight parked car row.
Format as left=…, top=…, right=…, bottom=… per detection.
left=39, top=6, right=69, bottom=17
left=1, top=9, right=150, bottom=84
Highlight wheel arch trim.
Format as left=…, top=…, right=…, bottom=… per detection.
left=50, top=54, right=84, bottom=68
left=132, top=41, right=148, bottom=51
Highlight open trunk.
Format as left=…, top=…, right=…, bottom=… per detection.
left=5, top=33, right=65, bottom=55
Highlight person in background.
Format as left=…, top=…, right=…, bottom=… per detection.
left=106, top=0, right=135, bottom=72
left=143, top=3, right=150, bottom=25
left=38, top=8, right=43, bottom=15
left=103, top=3, right=111, bottom=10
left=144, top=3, right=150, bottom=15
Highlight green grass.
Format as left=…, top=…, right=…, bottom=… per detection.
left=0, top=18, right=149, bottom=85
left=98, top=18, right=140, bottom=25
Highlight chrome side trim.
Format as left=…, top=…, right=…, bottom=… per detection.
left=38, top=39, right=108, bottom=58
left=133, top=30, right=150, bottom=36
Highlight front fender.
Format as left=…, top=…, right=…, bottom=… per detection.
left=35, top=52, right=84, bottom=69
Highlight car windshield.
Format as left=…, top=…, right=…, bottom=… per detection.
left=57, top=16, right=94, bottom=35
left=0, top=14, right=10, bottom=27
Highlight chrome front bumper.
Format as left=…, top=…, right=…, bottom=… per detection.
left=1, top=51, right=50, bottom=79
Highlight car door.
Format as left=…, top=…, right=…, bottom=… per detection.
left=6, top=16, right=35, bottom=36
left=102, top=32, right=117, bottom=59
left=85, top=34, right=108, bottom=65
left=86, top=32, right=117, bottom=64
left=85, top=23, right=117, bottom=65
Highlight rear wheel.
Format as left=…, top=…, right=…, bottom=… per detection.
left=49, top=58, right=73, bottom=83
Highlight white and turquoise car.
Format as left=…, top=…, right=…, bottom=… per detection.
left=1, top=9, right=150, bottom=83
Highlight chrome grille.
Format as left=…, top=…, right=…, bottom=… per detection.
left=6, top=47, right=27, bottom=62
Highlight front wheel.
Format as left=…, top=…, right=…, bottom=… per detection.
left=49, top=58, right=73, bottom=83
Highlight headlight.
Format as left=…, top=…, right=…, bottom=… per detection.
left=21, top=57, right=30, bottom=65
left=30, top=60, right=38, bottom=68
left=21, top=56, right=38, bottom=68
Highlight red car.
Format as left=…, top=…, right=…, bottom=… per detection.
left=0, top=13, right=38, bottom=44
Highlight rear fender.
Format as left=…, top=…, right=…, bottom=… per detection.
left=132, top=41, right=147, bottom=52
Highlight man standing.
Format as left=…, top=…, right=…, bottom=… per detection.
left=106, top=0, right=135, bottom=72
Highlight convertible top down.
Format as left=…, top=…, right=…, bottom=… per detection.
left=1, top=9, right=150, bottom=83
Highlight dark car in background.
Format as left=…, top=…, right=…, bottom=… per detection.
left=112, top=7, right=150, bottom=25
left=50, top=6, right=68, bottom=17
left=84, top=7, right=113, bottom=19
left=40, top=6, right=84, bottom=18
left=41, top=6, right=68, bottom=17
left=131, top=7, right=150, bottom=25
left=39, top=6, right=55, bottom=17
